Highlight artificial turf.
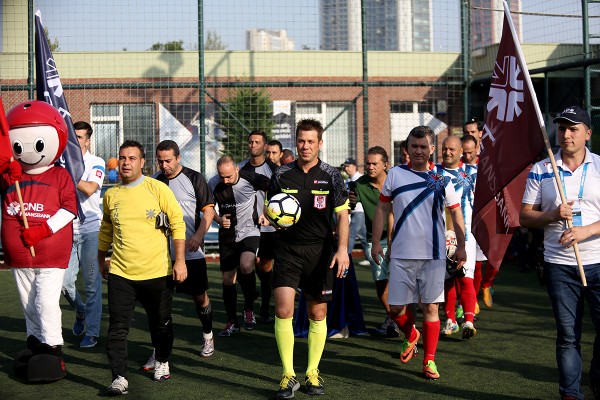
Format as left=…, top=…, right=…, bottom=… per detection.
left=0, top=259, right=595, bottom=399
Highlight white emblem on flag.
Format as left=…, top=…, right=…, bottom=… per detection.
left=487, top=55, right=524, bottom=122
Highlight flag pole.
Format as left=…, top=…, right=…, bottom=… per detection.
left=503, top=1, right=586, bottom=286
left=13, top=171, right=35, bottom=257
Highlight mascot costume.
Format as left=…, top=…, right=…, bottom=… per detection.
left=1, top=100, right=77, bottom=382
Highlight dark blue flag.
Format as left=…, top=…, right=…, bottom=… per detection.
left=35, top=10, right=85, bottom=222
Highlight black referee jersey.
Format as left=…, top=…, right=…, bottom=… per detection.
left=267, top=159, right=349, bottom=244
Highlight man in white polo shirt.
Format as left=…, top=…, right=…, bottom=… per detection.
left=520, top=106, right=600, bottom=400
left=62, top=121, right=105, bottom=348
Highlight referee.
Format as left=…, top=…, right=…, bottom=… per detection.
left=267, top=119, right=350, bottom=398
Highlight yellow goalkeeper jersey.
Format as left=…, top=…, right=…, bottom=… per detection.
left=99, top=176, right=186, bottom=280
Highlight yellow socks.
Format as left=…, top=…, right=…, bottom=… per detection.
left=306, top=318, right=327, bottom=374
left=275, top=316, right=295, bottom=376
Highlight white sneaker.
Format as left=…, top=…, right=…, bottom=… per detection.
left=201, top=337, right=215, bottom=358
left=329, top=326, right=349, bottom=339
left=141, top=349, right=156, bottom=371
left=107, top=375, right=129, bottom=395
left=358, top=259, right=371, bottom=266
left=461, top=321, right=477, bottom=339
left=154, top=360, right=171, bottom=381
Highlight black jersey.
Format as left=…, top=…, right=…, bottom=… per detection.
left=267, top=159, right=349, bottom=244
left=208, top=169, right=269, bottom=243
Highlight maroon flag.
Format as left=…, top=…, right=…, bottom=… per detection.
left=0, top=99, right=13, bottom=168
left=471, top=7, right=545, bottom=269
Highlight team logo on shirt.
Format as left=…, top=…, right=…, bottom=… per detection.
left=455, top=172, right=474, bottom=189
left=314, top=195, right=327, bottom=210
left=426, top=173, right=446, bottom=192
left=146, top=209, right=157, bottom=219
left=95, top=170, right=103, bottom=178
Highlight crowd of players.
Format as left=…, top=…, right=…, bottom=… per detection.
left=15, top=111, right=595, bottom=400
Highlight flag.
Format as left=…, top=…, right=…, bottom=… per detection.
left=471, top=2, right=546, bottom=269
left=0, top=99, right=13, bottom=168
left=34, top=10, right=85, bottom=221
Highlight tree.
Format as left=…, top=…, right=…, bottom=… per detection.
left=43, top=27, right=59, bottom=52
left=205, top=30, right=227, bottom=50
left=148, top=40, right=184, bottom=51
left=218, top=88, right=275, bottom=161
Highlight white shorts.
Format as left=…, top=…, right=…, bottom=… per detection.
left=388, top=258, right=445, bottom=305
left=463, top=236, right=477, bottom=279
left=445, top=236, right=476, bottom=280
left=476, top=242, right=487, bottom=262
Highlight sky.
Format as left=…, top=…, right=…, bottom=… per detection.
left=35, top=0, right=599, bottom=53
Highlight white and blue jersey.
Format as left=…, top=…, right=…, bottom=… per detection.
left=523, top=149, right=600, bottom=265
left=438, top=162, right=477, bottom=238
left=381, top=164, right=460, bottom=260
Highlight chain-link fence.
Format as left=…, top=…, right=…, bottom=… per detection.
left=1, top=1, right=599, bottom=178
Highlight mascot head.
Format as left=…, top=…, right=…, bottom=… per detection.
left=6, top=101, right=68, bottom=175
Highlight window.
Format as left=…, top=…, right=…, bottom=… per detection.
left=294, top=101, right=356, bottom=167
left=91, top=104, right=156, bottom=176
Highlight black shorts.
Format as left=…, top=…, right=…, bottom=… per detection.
left=272, top=239, right=334, bottom=302
left=219, top=236, right=260, bottom=272
left=258, top=231, right=277, bottom=260
left=174, top=258, right=209, bottom=296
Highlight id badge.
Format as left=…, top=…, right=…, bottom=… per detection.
left=572, top=202, right=582, bottom=227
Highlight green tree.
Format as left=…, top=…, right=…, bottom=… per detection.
left=219, top=88, right=275, bottom=161
left=43, top=27, right=59, bottom=52
left=205, top=30, right=227, bottom=50
left=148, top=40, right=184, bottom=51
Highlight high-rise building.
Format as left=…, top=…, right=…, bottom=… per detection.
left=471, top=0, right=522, bottom=49
left=246, top=29, right=295, bottom=51
left=320, top=0, right=433, bottom=51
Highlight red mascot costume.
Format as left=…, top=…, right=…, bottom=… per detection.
left=1, top=100, right=77, bottom=382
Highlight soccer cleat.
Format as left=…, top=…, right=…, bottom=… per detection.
left=243, top=309, right=257, bottom=330
left=400, top=328, right=420, bottom=363
left=73, top=316, right=85, bottom=336
left=358, top=259, right=371, bottom=266
left=276, top=374, right=300, bottom=399
left=153, top=361, right=171, bottom=381
left=482, top=287, right=493, bottom=308
left=423, top=360, right=440, bottom=380
left=455, top=305, right=464, bottom=320
left=218, top=320, right=240, bottom=337
left=141, top=349, right=156, bottom=371
left=107, top=375, right=129, bottom=396
left=461, top=321, right=477, bottom=339
left=80, top=335, right=98, bottom=348
left=305, top=369, right=325, bottom=395
left=440, top=318, right=459, bottom=336
left=201, top=337, right=215, bottom=358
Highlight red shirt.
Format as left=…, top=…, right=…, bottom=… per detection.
left=1, top=166, right=77, bottom=268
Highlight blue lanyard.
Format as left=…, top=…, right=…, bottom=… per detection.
left=559, top=162, right=588, bottom=200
